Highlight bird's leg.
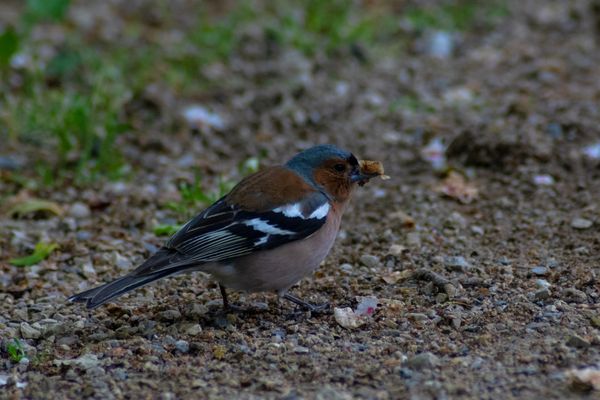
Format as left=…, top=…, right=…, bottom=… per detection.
left=219, top=284, right=245, bottom=312
left=283, top=292, right=329, bottom=313
left=219, top=284, right=231, bottom=309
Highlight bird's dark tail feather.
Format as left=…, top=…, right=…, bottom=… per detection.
left=68, top=247, right=194, bottom=309
left=68, top=271, right=174, bottom=309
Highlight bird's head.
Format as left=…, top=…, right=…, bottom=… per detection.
left=286, top=144, right=377, bottom=202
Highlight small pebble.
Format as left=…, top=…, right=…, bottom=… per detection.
left=69, top=202, right=91, bottom=218
left=571, top=218, right=593, bottom=230
left=566, top=334, right=591, bottom=349
left=159, top=309, right=182, bottom=322
left=0, top=156, right=24, bottom=170
left=175, top=340, right=190, bottom=353
left=531, top=266, right=548, bottom=276
left=360, top=254, right=380, bottom=268
left=405, top=352, right=440, bottom=370
left=389, top=244, right=405, bottom=256
left=426, top=31, right=454, bottom=58
left=293, top=346, right=310, bottom=354
left=406, top=313, right=429, bottom=321
left=562, top=288, right=587, bottom=303
left=533, top=288, right=551, bottom=301
left=339, top=263, right=353, bottom=273
left=406, top=232, right=421, bottom=246
left=112, top=252, right=132, bottom=271
left=444, top=256, right=471, bottom=272
left=546, top=122, right=563, bottom=139
left=185, top=324, right=202, bottom=336
left=533, top=174, right=554, bottom=186
left=536, top=279, right=551, bottom=289
left=471, top=226, right=484, bottom=235
left=54, top=353, right=101, bottom=370
left=76, top=231, right=93, bottom=241
left=334, top=307, right=366, bottom=329
left=20, top=322, right=41, bottom=339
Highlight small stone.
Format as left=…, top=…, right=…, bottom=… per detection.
left=76, top=231, right=92, bottom=241
left=339, top=263, right=353, bottom=273
left=175, top=340, right=190, bottom=353
left=113, top=368, right=128, bottom=381
left=531, top=266, right=548, bottom=276
left=566, top=334, right=590, bottom=349
left=360, top=254, right=380, bottom=268
left=406, top=313, right=429, bottom=321
left=571, top=218, right=593, bottom=230
left=443, top=87, right=473, bottom=105
left=54, top=353, right=101, bottom=370
left=533, top=288, right=551, bottom=301
left=0, top=156, right=24, bottom=170
left=81, top=261, right=96, bottom=278
left=567, top=367, right=600, bottom=391
left=182, top=105, right=225, bottom=130
left=562, top=288, right=587, bottom=303
left=583, top=143, right=600, bottom=160
left=389, top=244, right=405, bottom=256
left=185, top=324, right=202, bottom=336
left=20, top=322, right=41, bottom=339
left=405, top=352, right=440, bottom=370
left=185, top=303, right=208, bottom=319
left=444, top=256, right=471, bottom=272
left=111, top=252, right=132, bottom=271
left=334, top=307, right=366, bottom=329
left=159, top=309, right=182, bottom=322
left=435, top=293, right=449, bottom=303
left=69, top=202, right=91, bottom=218
left=446, top=212, right=467, bottom=229
left=425, top=30, right=454, bottom=58
left=546, top=122, right=563, bottom=139
left=471, top=226, right=484, bottom=235
left=406, top=232, right=421, bottom=246
left=57, top=336, right=78, bottom=346
left=536, top=279, right=551, bottom=289
left=533, top=174, right=554, bottom=186
left=293, top=346, right=310, bottom=354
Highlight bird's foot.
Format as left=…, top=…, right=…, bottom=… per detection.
left=283, top=293, right=330, bottom=314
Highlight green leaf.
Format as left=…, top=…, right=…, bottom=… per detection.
left=7, top=339, right=26, bottom=362
left=0, top=27, right=19, bottom=67
left=10, top=242, right=58, bottom=267
left=8, top=199, right=63, bottom=218
left=25, top=0, right=71, bottom=23
left=153, top=224, right=181, bottom=236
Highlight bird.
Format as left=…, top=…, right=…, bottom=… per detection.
left=69, top=144, right=381, bottom=312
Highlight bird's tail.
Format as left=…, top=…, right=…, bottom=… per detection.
left=68, top=248, right=193, bottom=309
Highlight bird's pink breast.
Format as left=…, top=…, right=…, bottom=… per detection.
left=205, top=210, right=342, bottom=294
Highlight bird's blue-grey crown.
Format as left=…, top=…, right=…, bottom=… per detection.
left=285, top=144, right=354, bottom=186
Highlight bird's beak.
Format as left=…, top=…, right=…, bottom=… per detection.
left=350, top=169, right=377, bottom=186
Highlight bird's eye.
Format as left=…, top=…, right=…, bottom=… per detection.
left=334, top=163, right=346, bottom=172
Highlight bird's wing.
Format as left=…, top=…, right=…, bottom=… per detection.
left=169, top=193, right=328, bottom=260
left=131, top=168, right=330, bottom=276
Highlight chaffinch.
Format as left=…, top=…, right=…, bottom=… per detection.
left=69, top=144, right=380, bottom=312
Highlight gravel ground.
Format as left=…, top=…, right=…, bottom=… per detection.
left=1, top=1, right=600, bottom=399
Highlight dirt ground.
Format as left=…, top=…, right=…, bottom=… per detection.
left=1, top=0, right=600, bottom=399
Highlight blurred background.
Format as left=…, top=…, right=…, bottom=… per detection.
left=2, top=1, right=600, bottom=398
left=1, top=0, right=598, bottom=187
